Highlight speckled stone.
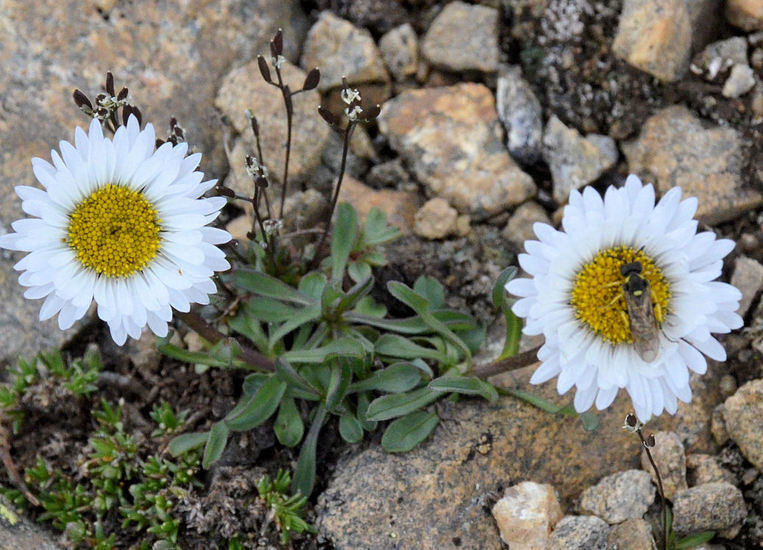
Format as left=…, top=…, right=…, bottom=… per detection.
left=300, top=11, right=390, bottom=92
left=414, top=198, right=461, bottom=240
left=607, top=518, right=657, bottom=550
left=579, top=470, right=655, bottom=524
left=542, top=116, right=618, bottom=204
left=496, top=65, right=544, bottom=165
left=337, top=175, right=419, bottom=236
left=316, top=355, right=730, bottom=550
left=613, top=0, right=693, bottom=82
left=379, top=23, right=419, bottom=82
left=639, top=431, right=687, bottom=500
left=0, top=495, right=62, bottom=550
left=686, top=454, right=735, bottom=486
left=622, top=105, right=763, bottom=224
left=722, top=379, right=763, bottom=471
left=549, top=515, right=609, bottom=550
left=378, top=83, right=536, bottom=220
left=215, top=59, right=329, bottom=192
left=420, top=1, right=500, bottom=73
left=671, top=482, right=747, bottom=537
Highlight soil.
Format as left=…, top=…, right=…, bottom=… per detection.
left=1, top=1, right=761, bottom=548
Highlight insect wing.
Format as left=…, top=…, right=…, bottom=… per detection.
left=623, top=279, right=660, bottom=362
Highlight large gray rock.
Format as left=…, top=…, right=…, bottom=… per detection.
left=0, top=0, right=307, bottom=362
left=0, top=495, right=63, bottom=550
left=578, top=470, right=655, bottom=524
left=496, top=66, right=544, bottom=165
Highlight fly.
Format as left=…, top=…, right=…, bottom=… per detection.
left=621, top=261, right=660, bottom=362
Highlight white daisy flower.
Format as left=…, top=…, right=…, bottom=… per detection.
left=0, top=116, right=231, bottom=345
left=506, top=175, right=743, bottom=421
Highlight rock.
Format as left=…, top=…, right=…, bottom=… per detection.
left=730, top=256, right=763, bottom=318
left=711, top=404, right=729, bottom=446
left=414, top=198, right=466, bottom=240
left=691, top=37, right=749, bottom=80
left=366, top=159, right=413, bottom=190
left=606, top=518, right=657, bottom=550
left=542, top=116, right=618, bottom=204
left=496, top=65, right=544, bottom=165
left=378, top=83, right=537, bottom=220
left=215, top=59, right=329, bottom=191
left=0, top=0, right=307, bottom=363
left=549, top=515, right=609, bottom=550
left=420, top=1, right=500, bottom=73
left=671, top=482, right=747, bottom=537
left=726, top=0, right=763, bottom=31
left=503, top=202, right=552, bottom=250
left=686, top=454, right=735, bottom=486
left=0, top=495, right=63, bottom=550
left=491, top=481, right=563, bottom=550
left=722, top=64, right=756, bottom=98
left=225, top=215, right=252, bottom=243
left=315, top=352, right=731, bottom=549
left=379, top=23, right=419, bottom=82
left=722, top=379, right=763, bottom=471
left=622, top=105, right=763, bottom=225
left=300, top=11, right=389, bottom=92
left=578, top=470, right=655, bottom=524
left=685, top=0, right=724, bottom=52
left=337, top=175, right=419, bottom=236
left=639, top=431, right=687, bottom=500
left=612, top=0, right=693, bottom=82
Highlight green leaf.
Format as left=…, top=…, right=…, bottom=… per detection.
left=339, top=413, right=364, bottom=444
left=228, top=309, right=268, bottom=351
left=292, top=405, right=327, bottom=498
left=245, top=297, right=299, bottom=322
left=428, top=376, right=498, bottom=402
left=365, top=387, right=444, bottom=421
left=274, top=397, right=304, bottom=448
left=347, top=261, right=372, bottom=284
left=202, top=422, right=229, bottom=468
left=351, top=295, right=387, bottom=318
left=503, top=388, right=563, bottom=414
left=381, top=411, right=439, bottom=453
left=457, top=324, right=486, bottom=356
left=334, top=275, right=374, bottom=313
left=499, top=303, right=522, bottom=360
left=361, top=207, right=400, bottom=246
left=242, top=373, right=270, bottom=396
left=374, top=334, right=445, bottom=361
left=673, top=532, right=715, bottom=549
left=299, top=271, right=328, bottom=301
left=157, top=339, right=230, bottom=368
left=168, top=432, right=209, bottom=457
left=387, top=281, right=471, bottom=361
left=269, top=303, right=322, bottom=345
left=356, top=392, right=377, bottom=432
left=492, top=266, right=518, bottom=309
left=274, top=358, right=322, bottom=399
left=413, top=276, right=445, bottom=308
left=331, top=203, right=358, bottom=284
left=579, top=411, right=600, bottom=432
left=224, top=376, right=287, bottom=431
left=233, top=270, right=313, bottom=305
left=282, top=337, right=365, bottom=364
left=348, top=363, right=423, bottom=393
left=325, top=360, right=352, bottom=412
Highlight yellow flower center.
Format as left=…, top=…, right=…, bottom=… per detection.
left=66, top=184, right=161, bottom=277
left=570, top=245, right=670, bottom=345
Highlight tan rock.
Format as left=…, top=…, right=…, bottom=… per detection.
left=639, top=431, right=687, bottom=500
left=337, top=175, right=419, bottom=236
left=225, top=215, right=252, bottom=243
left=726, top=0, right=763, bottom=30
left=686, top=453, right=735, bottom=486
left=378, top=83, right=536, bottom=220
left=300, top=11, right=390, bottom=91
left=420, top=1, right=500, bottom=73
left=613, top=0, right=693, bottom=82
left=503, top=201, right=552, bottom=250
left=622, top=105, right=763, bottom=224
left=672, top=482, right=746, bottom=537
left=722, top=379, right=763, bottom=471
left=379, top=23, right=419, bottom=81
left=578, top=470, right=655, bottom=524
left=491, top=481, right=563, bottom=550
left=414, top=198, right=459, bottom=240
left=607, top=518, right=657, bottom=550
left=216, top=60, right=329, bottom=189
left=730, top=256, right=763, bottom=317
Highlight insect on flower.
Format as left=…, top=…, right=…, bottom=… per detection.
left=620, top=261, right=660, bottom=363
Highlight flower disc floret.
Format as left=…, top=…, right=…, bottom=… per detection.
left=571, top=245, right=670, bottom=345
left=67, top=184, right=161, bottom=277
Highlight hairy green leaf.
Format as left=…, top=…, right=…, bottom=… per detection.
left=225, top=376, right=287, bottom=431
left=366, top=387, right=444, bottom=421
left=381, top=411, right=439, bottom=453
left=202, top=422, right=229, bottom=468
left=168, top=431, right=208, bottom=457
left=428, top=376, right=498, bottom=402
left=348, top=363, right=423, bottom=393
left=274, top=397, right=304, bottom=448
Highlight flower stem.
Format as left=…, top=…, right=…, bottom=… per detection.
left=176, top=310, right=274, bottom=372
left=637, top=429, right=668, bottom=550
left=471, top=345, right=541, bottom=379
